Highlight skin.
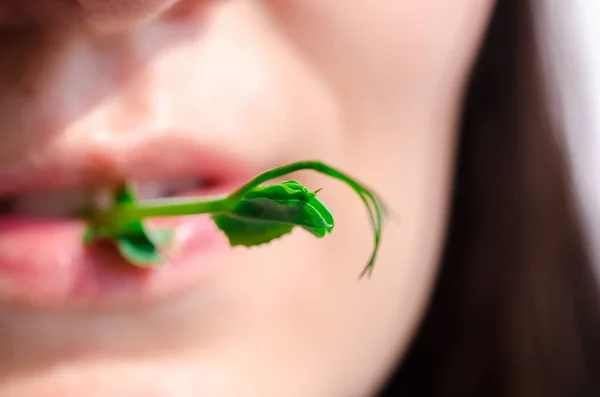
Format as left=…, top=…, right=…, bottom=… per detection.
left=0, top=1, right=495, bottom=396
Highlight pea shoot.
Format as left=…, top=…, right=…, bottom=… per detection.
left=83, top=161, right=387, bottom=278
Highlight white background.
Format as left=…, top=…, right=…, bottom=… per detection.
left=542, top=1, right=600, bottom=273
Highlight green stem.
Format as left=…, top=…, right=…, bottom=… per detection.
left=228, top=160, right=385, bottom=278
left=90, top=195, right=232, bottom=224
left=229, top=161, right=375, bottom=201
left=85, top=160, right=386, bottom=278
left=91, top=161, right=381, bottom=224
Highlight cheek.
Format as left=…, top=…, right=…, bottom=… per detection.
left=267, top=1, right=495, bottom=122
left=239, top=1, right=496, bottom=393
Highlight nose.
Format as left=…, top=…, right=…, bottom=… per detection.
left=0, top=0, right=199, bottom=32
left=77, top=0, right=181, bottom=31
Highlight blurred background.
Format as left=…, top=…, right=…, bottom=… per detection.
left=544, top=0, right=600, bottom=276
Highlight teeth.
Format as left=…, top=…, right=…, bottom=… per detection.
left=133, top=178, right=203, bottom=200
left=1, top=178, right=205, bottom=218
left=8, top=188, right=104, bottom=218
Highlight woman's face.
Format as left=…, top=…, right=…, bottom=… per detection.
left=0, top=1, right=494, bottom=396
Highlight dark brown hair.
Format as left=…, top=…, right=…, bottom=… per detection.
left=379, top=1, right=600, bottom=396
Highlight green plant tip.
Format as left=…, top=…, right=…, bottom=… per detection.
left=83, top=161, right=388, bottom=278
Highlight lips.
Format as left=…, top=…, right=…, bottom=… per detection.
left=0, top=177, right=206, bottom=218
left=0, top=141, right=259, bottom=309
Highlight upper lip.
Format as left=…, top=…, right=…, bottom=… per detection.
left=0, top=132, right=255, bottom=198
left=0, top=129, right=258, bottom=308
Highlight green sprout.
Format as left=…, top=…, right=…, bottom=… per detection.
left=83, top=161, right=387, bottom=278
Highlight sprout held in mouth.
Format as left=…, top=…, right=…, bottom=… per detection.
left=83, top=161, right=388, bottom=278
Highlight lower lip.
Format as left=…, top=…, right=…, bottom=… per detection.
left=0, top=187, right=237, bottom=309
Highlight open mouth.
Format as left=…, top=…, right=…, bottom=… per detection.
left=0, top=152, right=257, bottom=309
left=0, top=177, right=216, bottom=218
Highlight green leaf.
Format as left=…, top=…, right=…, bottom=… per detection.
left=82, top=161, right=388, bottom=278
left=114, top=183, right=137, bottom=206
left=148, top=229, right=176, bottom=246
left=115, top=234, right=163, bottom=267
left=85, top=183, right=172, bottom=267
left=82, top=228, right=99, bottom=244
left=113, top=184, right=168, bottom=267
left=212, top=215, right=295, bottom=247
left=113, top=225, right=173, bottom=268
left=223, top=162, right=386, bottom=278
left=212, top=180, right=334, bottom=247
